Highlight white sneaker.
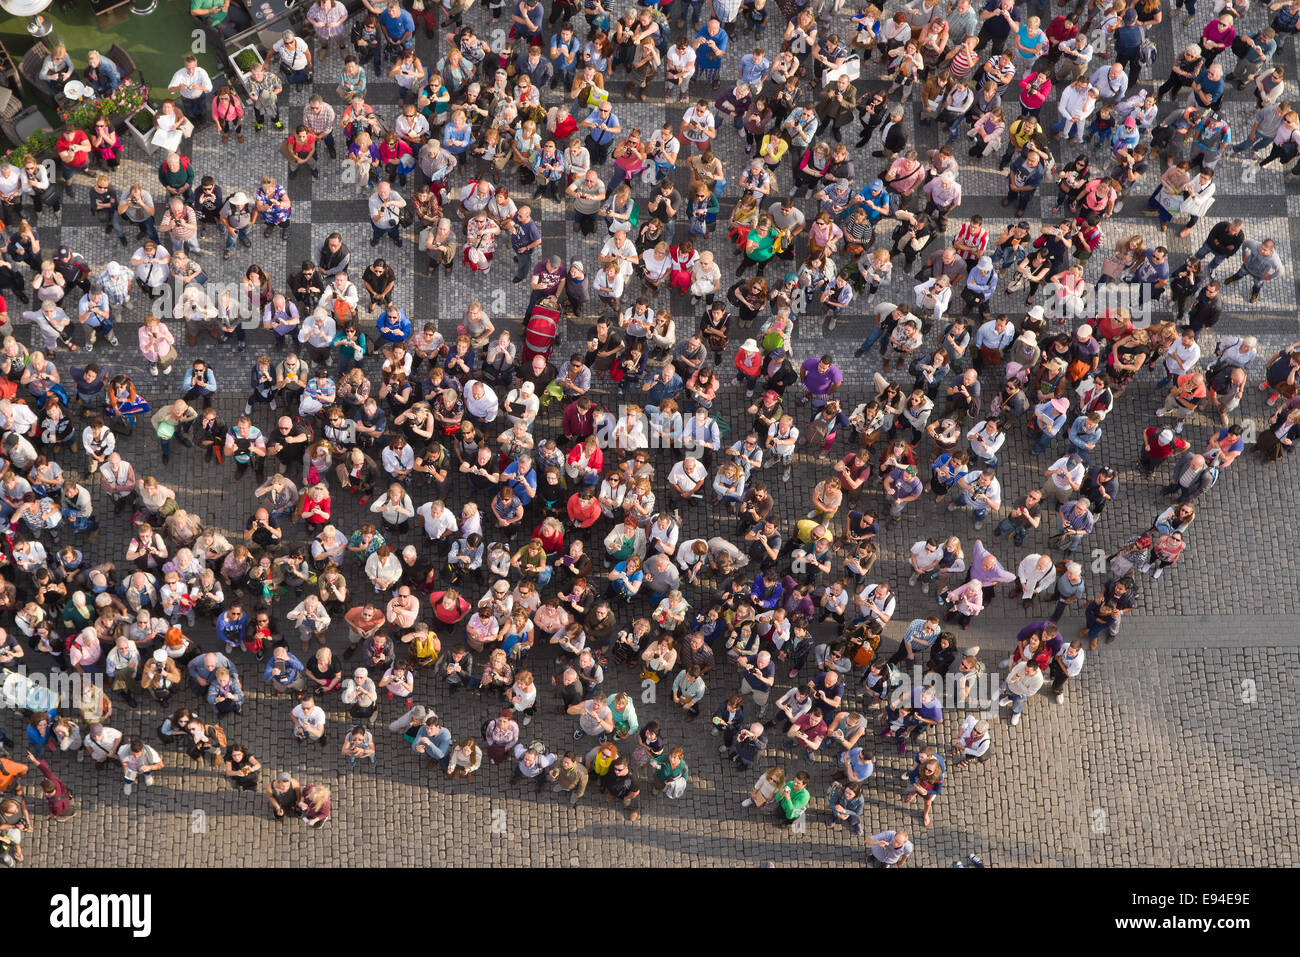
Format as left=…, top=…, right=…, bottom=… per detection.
left=123, top=782, right=133, bottom=795
left=1151, top=567, right=1163, bottom=579
left=999, top=658, right=1011, bottom=669
left=1054, top=692, right=1064, bottom=704
left=998, top=697, right=1012, bottom=708
left=244, top=403, right=252, bottom=415
left=719, top=744, right=729, bottom=754
left=741, top=797, right=754, bottom=807
left=921, top=582, right=929, bottom=594
left=143, top=774, right=154, bottom=786
left=908, top=573, right=919, bottom=586
left=1009, top=712, right=1020, bottom=726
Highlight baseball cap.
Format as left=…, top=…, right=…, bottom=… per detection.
left=276, top=771, right=292, bottom=783
left=1158, top=429, right=1175, bottom=443
left=56, top=245, right=70, bottom=258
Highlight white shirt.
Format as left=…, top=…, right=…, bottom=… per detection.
left=1055, top=644, right=1086, bottom=678
left=666, top=45, right=697, bottom=78
left=292, top=702, right=326, bottom=731
left=418, top=502, right=458, bottom=539
left=1016, top=555, right=1057, bottom=596
left=909, top=541, right=943, bottom=572
left=465, top=384, right=499, bottom=421
left=168, top=66, right=213, bottom=99
left=1048, top=455, right=1084, bottom=490
left=1164, top=338, right=1201, bottom=374
left=273, top=40, right=310, bottom=72
left=681, top=106, right=716, bottom=143
left=967, top=421, right=1005, bottom=459
left=0, top=166, right=22, bottom=201
left=667, top=460, right=707, bottom=493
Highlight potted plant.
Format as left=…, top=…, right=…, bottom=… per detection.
left=230, top=45, right=263, bottom=95
left=0, top=128, right=59, bottom=168
left=57, top=79, right=150, bottom=133
left=125, top=105, right=157, bottom=153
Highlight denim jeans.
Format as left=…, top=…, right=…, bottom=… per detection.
left=225, top=225, right=250, bottom=251
left=1052, top=116, right=1084, bottom=140
left=1193, top=243, right=1225, bottom=275
left=1031, top=429, right=1056, bottom=454
left=1005, top=690, right=1028, bottom=714
left=994, top=516, right=1027, bottom=546
left=1232, top=132, right=1269, bottom=154
left=958, top=493, right=989, bottom=523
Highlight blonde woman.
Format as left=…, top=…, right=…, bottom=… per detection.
left=288, top=594, right=332, bottom=649
left=137, top=313, right=177, bottom=376
left=298, top=783, right=331, bottom=828
left=640, top=633, right=677, bottom=683
left=475, top=647, right=513, bottom=698
left=508, top=669, right=538, bottom=725
left=742, top=767, right=786, bottom=808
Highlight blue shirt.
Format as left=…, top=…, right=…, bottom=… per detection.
left=379, top=8, right=415, bottom=45
left=694, top=26, right=729, bottom=69
left=1194, top=68, right=1225, bottom=104
left=503, top=462, right=538, bottom=505
left=550, top=33, right=580, bottom=70
left=264, top=653, right=306, bottom=686
left=844, top=746, right=874, bottom=780
left=216, top=611, right=247, bottom=644
left=737, top=53, right=770, bottom=86
left=377, top=307, right=411, bottom=342
left=413, top=724, right=451, bottom=758
left=611, top=560, right=643, bottom=598
left=443, top=121, right=472, bottom=154
left=584, top=108, right=619, bottom=145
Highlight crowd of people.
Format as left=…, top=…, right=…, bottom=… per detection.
left=0, top=0, right=1296, bottom=866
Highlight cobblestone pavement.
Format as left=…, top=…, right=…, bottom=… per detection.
left=5, top=2, right=1300, bottom=867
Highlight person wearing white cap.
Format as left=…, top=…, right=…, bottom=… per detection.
left=962, top=256, right=998, bottom=319
left=141, top=648, right=182, bottom=705
left=219, top=191, right=253, bottom=258
left=952, top=715, right=991, bottom=767
left=341, top=667, right=378, bottom=722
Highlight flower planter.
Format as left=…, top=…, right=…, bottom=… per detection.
left=230, top=45, right=264, bottom=97
left=125, top=106, right=157, bottom=154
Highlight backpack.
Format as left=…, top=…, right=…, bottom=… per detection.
left=1139, top=37, right=1157, bottom=66
left=205, top=724, right=227, bottom=749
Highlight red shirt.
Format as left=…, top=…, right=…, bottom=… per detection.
left=566, top=493, right=601, bottom=528
left=552, top=113, right=579, bottom=140
left=287, top=132, right=317, bottom=158
left=1143, top=427, right=1189, bottom=460
left=56, top=130, right=91, bottom=169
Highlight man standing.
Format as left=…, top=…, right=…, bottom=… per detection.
left=1223, top=236, right=1283, bottom=303
left=508, top=205, right=543, bottom=284
left=867, top=828, right=913, bottom=866
left=168, top=55, right=213, bottom=127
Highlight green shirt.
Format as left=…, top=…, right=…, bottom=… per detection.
left=655, top=758, right=689, bottom=785
left=192, top=0, right=228, bottom=26
left=777, top=783, right=810, bottom=819
left=746, top=228, right=776, bottom=261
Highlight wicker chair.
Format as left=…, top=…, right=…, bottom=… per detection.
left=19, top=40, right=57, bottom=106
left=107, top=43, right=140, bottom=88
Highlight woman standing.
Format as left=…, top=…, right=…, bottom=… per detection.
left=298, top=784, right=331, bottom=828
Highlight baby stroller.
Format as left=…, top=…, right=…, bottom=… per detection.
left=522, top=296, right=560, bottom=365
left=1107, top=533, right=1152, bottom=581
